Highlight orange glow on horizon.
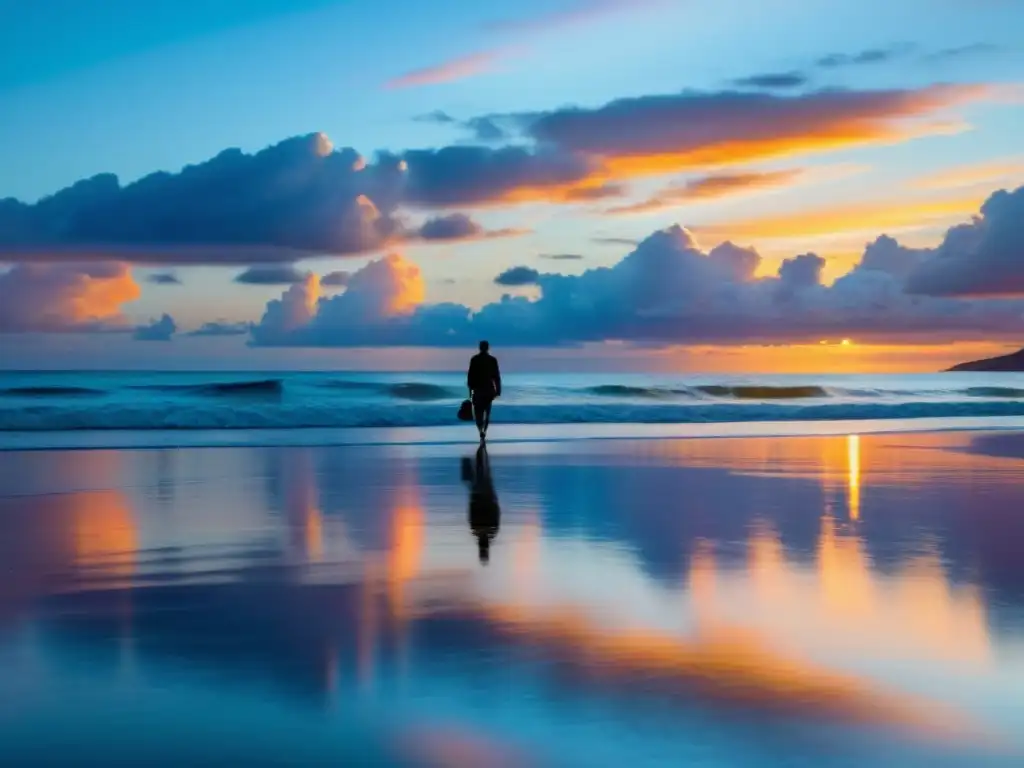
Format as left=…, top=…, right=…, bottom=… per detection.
left=654, top=341, right=1019, bottom=375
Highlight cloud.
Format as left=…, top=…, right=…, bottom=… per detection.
left=495, top=266, right=541, bottom=286
left=235, top=265, right=309, bottom=285
left=147, top=272, right=181, bottom=285
left=0, top=262, right=139, bottom=332
left=419, top=84, right=983, bottom=207
left=592, top=236, right=639, bottom=246
left=394, top=144, right=601, bottom=206
left=515, top=85, right=984, bottom=178
left=778, top=253, right=826, bottom=295
left=816, top=43, right=916, bottom=69
left=731, top=72, right=809, bottom=90
left=0, top=133, right=402, bottom=264
left=695, top=194, right=981, bottom=241
left=250, top=188, right=1024, bottom=347
left=905, top=186, right=1024, bottom=296
left=413, top=110, right=458, bottom=124
left=187, top=320, right=252, bottom=337
left=251, top=254, right=427, bottom=346
left=4, top=83, right=994, bottom=260
left=608, top=169, right=802, bottom=215
left=540, top=253, right=584, bottom=261
left=385, top=51, right=502, bottom=89
left=924, top=43, right=999, bottom=63
left=321, top=270, right=351, bottom=288
left=417, top=213, right=529, bottom=241
left=133, top=313, right=176, bottom=341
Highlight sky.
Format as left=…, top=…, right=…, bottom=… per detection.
left=1, top=0, right=1024, bottom=371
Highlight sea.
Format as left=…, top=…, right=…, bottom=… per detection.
left=3, top=370, right=1024, bottom=439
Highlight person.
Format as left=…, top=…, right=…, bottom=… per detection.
left=463, top=445, right=500, bottom=564
left=466, top=340, right=501, bottom=441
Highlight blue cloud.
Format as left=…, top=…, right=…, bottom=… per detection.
left=133, top=313, right=176, bottom=341
left=147, top=272, right=182, bottom=285
left=495, top=266, right=541, bottom=286
left=235, top=265, right=309, bottom=285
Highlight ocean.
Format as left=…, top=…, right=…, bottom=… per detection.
left=3, top=370, right=1024, bottom=436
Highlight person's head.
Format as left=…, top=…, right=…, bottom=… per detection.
left=479, top=340, right=490, bottom=353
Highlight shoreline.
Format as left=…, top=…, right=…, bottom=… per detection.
left=3, top=414, right=1024, bottom=452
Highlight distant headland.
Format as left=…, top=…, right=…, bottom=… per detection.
left=948, top=347, right=1024, bottom=372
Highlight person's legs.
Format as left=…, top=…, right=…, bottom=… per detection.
left=481, top=399, right=492, bottom=437
left=473, top=395, right=493, bottom=440
left=473, top=396, right=487, bottom=438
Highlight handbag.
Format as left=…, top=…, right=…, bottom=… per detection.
left=457, top=399, right=474, bottom=421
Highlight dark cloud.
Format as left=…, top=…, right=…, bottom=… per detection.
left=321, top=271, right=351, bottom=288
left=187, top=320, right=251, bottom=337
left=592, top=237, right=640, bottom=246
left=0, top=133, right=402, bottom=264
left=494, top=266, right=541, bottom=286
left=414, top=110, right=458, bottom=124
left=816, top=43, right=916, bottom=69
left=133, top=313, right=176, bottom=342
left=235, top=265, right=309, bottom=285
left=506, top=85, right=982, bottom=176
left=0, top=263, right=138, bottom=332
left=731, top=72, right=809, bottom=90
left=147, top=272, right=182, bottom=285
left=417, top=213, right=528, bottom=241
left=778, top=253, right=825, bottom=296
left=250, top=189, right=1024, bottom=348
left=905, top=186, right=1024, bottom=296
left=540, top=253, right=585, bottom=261
left=394, top=145, right=598, bottom=207
left=2, top=83, right=989, bottom=266
left=858, top=235, right=930, bottom=280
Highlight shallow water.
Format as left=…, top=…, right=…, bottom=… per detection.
left=5, top=370, right=1024, bottom=432
left=1, top=431, right=1023, bottom=766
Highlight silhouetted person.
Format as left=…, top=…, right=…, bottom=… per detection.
left=463, top=445, right=500, bottom=564
left=467, top=340, right=501, bottom=441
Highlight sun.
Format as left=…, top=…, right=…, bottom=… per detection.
left=840, top=339, right=853, bottom=346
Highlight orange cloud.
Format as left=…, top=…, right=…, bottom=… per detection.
left=0, top=262, right=140, bottom=332
left=385, top=51, right=503, bottom=89
left=530, top=84, right=985, bottom=181
left=608, top=169, right=803, bottom=215
left=694, top=194, right=982, bottom=242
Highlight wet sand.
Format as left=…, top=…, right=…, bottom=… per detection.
left=1, top=430, right=1023, bottom=766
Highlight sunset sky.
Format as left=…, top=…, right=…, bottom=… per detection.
left=1, top=0, right=1023, bottom=370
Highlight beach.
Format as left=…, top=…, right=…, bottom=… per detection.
left=1, top=426, right=1023, bottom=766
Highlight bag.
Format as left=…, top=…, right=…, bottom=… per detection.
left=457, top=399, right=474, bottom=422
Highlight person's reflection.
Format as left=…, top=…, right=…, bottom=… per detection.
left=462, top=446, right=500, bottom=564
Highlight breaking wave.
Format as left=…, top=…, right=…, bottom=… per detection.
left=1, top=386, right=105, bottom=397
left=131, top=379, right=284, bottom=396
left=4, top=400, right=1024, bottom=431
